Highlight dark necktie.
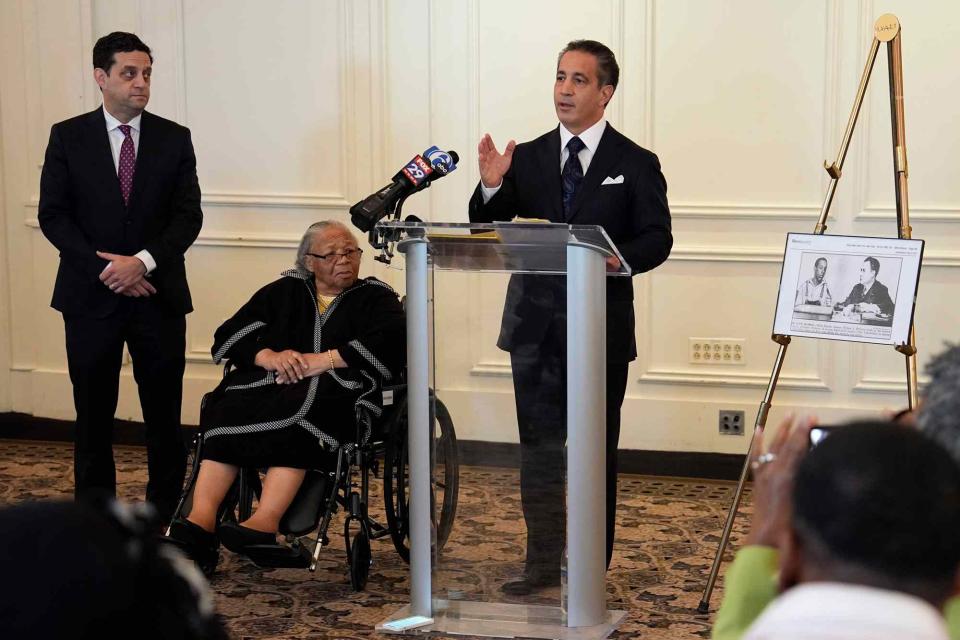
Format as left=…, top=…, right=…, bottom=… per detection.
left=118, top=124, right=136, bottom=206
left=561, top=136, right=585, bottom=218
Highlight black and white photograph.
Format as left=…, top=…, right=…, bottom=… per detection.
left=773, top=234, right=924, bottom=345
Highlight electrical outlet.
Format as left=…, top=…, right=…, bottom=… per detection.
left=690, top=338, right=745, bottom=365
left=719, top=410, right=745, bottom=436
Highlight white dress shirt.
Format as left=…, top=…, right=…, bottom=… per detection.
left=743, top=583, right=949, bottom=640
left=102, top=105, right=156, bottom=273
left=795, top=278, right=833, bottom=306
left=480, top=119, right=608, bottom=204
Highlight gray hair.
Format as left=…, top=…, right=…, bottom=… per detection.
left=294, top=220, right=352, bottom=272
left=918, top=343, right=960, bottom=464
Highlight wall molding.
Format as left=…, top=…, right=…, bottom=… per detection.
left=921, top=252, right=960, bottom=268
left=616, top=0, right=654, bottom=147
left=821, top=0, right=843, bottom=170
left=847, top=1, right=960, bottom=227
left=608, top=0, right=626, bottom=129
left=186, top=349, right=214, bottom=365
left=468, top=360, right=829, bottom=391
left=24, top=190, right=351, bottom=213
left=466, top=0, right=481, bottom=191
left=638, top=367, right=829, bottom=391
left=22, top=218, right=298, bottom=249
left=338, top=0, right=357, bottom=200
left=669, top=202, right=822, bottom=221
left=469, top=361, right=512, bottom=378
left=855, top=206, right=960, bottom=223
left=852, top=376, right=913, bottom=394
left=849, top=338, right=929, bottom=395
left=847, top=0, right=874, bottom=220
left=658, top=244, right=960, bottom=268
left=78, top=0, right=97, bottom=111
left=641, top=0, right=655, bottom=147
left=173, top=0, right=188, bottom=125
left=200, top=191, right=351, bottom=209
left=191, top=233, right=301, bottom=249
left=371, top=0, right=390, bottom=182
left=667, top=245, right=783, bottom=264
left=853, top=367, right=930, bottom=395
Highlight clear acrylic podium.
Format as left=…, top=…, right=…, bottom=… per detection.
left=376, top=221, right=629, bottom=639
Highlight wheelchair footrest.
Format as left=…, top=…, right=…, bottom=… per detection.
left=242, top=542, right=313, bottom=569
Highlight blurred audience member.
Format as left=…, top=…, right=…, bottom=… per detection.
left=743, top=421, right=960, bottom=639
left=0, top=499, right=228, bottom=640
left=918, top=343, right=960, bottom=462
left=713, top=343, right=960, bottom=640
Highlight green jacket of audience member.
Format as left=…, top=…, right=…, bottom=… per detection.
left=712, top=545, right=960, bottom=640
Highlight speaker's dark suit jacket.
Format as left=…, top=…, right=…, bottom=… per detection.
left=468, top=124, right=672, bottom=361
left=39, top=108, right=202, bottom=317
left=38, top=107, right=202, bottom=520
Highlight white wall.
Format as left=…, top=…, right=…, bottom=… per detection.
left=1, top=0, right=958, bottom=454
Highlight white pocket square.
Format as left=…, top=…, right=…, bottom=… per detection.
left=601, top=175, right=624, bottom=185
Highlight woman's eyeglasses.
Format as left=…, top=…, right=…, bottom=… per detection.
left=306, top=248, right=364, bottom=262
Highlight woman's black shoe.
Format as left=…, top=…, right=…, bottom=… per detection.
left=164, top=518, right=220, bottom=577
left=218, top=521, right=277, bottom=554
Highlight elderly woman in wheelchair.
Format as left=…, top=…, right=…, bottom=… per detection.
left=165, top=220, right=404, bottom=576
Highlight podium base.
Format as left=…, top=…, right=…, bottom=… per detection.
left=377, top=600, right=625, bottom=639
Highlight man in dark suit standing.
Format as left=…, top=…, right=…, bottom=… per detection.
left=38, top=32, right=202, bottom=522
left=469, top=40, right=672, bottom=594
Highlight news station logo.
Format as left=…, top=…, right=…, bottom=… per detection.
left=401, top=156, right=433, bottom=186
left=424, top=148, right=456, bottom=174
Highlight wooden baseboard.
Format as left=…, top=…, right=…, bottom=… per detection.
left=0, top=412, right=199, bottom=446
left=457, top=440, right=745, bottom=480
left=0, top=412, right=746, bottom=480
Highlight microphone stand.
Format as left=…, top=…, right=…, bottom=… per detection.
left=370, top=182, right=431, bottom=265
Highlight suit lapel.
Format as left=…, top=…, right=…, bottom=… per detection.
left=538, top=127, right=564, bottom=222
left=567, top=124, right=623, bottom=223
left=129, top=111, right=157, bottom=211
left=85, top=108, right=125, bottom=207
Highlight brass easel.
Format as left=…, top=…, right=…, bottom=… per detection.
left=698, top=14, right=918, bottom=613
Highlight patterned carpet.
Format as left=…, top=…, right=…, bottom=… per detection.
left=0, top=439, right=752, bottom=639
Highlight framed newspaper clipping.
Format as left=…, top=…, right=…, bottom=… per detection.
left=773, top=233, right=923, bottom=345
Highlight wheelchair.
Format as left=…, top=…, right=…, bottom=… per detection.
left=167, top=380, right=460, bottom=591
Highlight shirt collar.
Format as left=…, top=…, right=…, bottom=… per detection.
left=102, top=105, right=142, bottom=133
left=559, top=118, right=607, bottom=153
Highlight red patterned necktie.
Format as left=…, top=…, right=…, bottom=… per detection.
left=118, top=124, right=135, bottom=206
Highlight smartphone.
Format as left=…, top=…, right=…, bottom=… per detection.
left=809, top=426, right=836, bottom=448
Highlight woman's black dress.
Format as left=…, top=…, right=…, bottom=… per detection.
left=199, top=270, right=405, bottom=469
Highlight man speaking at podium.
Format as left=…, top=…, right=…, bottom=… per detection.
left=468, top=40, right=672, bottom=594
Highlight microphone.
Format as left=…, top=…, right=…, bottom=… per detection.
left=422, top=146, right=459, bottom=177
left=350, top=147, right=459, bottom=231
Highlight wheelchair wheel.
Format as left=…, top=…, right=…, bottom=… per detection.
left=383, top=395, right=460, bottom=563
left=346, top=522, right=371, bottom=591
